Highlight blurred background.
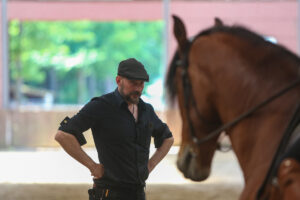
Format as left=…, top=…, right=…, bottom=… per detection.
left=0, top=0, right=298, bottom=199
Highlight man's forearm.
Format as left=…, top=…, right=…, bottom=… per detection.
left=55, top=130, right=96, bottom=171
left=148, top=137, right=174, bottom=172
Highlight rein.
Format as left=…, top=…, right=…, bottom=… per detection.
left=177, top=46, right=300, bottom=146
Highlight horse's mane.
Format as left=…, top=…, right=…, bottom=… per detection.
left=166, top=24, right=300, bottom=103
left=165, top=50, right=181, bottom=103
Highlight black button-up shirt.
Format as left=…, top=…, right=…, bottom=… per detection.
left=59, top=89, right=172, bottom=188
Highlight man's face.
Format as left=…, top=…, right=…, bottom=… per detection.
left=117, top=76, right=144, bottom=104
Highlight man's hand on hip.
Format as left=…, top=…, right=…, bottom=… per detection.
left=90, top=163, right=105, bottom=179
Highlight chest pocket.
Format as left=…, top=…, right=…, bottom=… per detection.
left=136, top=121, right=153, bottom=148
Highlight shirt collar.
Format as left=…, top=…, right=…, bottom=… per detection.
left=114, top=88, right=146, bottom=110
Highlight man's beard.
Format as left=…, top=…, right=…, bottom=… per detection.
left=119, top=85, right=141, bottom=104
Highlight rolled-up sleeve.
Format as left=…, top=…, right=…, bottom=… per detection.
left=150, top=106, right=173, bottom=148
left=58, top=98, right=99, bottom=146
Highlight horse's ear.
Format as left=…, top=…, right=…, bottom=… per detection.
left=172, top=15, right=189, bottom=53
left=214, top=17, right=223, bottom=27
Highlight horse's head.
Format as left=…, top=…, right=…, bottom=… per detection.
left=166, top=16, right=223, bottom=181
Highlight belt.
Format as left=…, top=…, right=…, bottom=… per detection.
left=93, top=178, right=145, bottom=191
left=91, top=186, right=145, bottom=200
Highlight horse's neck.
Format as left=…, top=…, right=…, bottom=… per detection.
left=212, top=53, right=300, bottom=174
left=218, top=71, right=300, bottom=178
left=227, top=103, right=297, bottom=192
left=213, top=67, right=300, bottom=199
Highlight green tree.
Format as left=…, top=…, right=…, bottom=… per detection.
left=9, top=20, right=164, bottom=104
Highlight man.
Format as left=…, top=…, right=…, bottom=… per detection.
left=55, top=58, right=174, bottom=200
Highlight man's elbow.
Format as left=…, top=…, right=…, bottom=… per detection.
left=55, top=130, right=67, bottom=143
left=166, top=137, right=174, bottom=146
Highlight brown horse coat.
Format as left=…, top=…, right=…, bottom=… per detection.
left=166, top=16, right=300, bottom=200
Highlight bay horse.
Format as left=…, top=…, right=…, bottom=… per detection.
left=166, top=15, right=300, bottom=200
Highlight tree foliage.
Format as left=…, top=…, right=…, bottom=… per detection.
left=9, top=20, right=164, bottom=104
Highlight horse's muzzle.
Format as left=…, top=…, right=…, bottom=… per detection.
left=176, top=145, right=211, bottom=181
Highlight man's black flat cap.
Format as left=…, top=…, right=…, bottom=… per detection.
left=118, top=58, right=149, bottom=82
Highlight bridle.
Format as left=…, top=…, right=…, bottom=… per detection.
left=176, top=41, right=300, bottom=147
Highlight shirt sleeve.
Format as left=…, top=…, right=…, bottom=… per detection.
left=150, top=105, right=173, bottom=148
left=58, top=98, right=100, bottom=146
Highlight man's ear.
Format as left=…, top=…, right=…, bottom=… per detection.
left=116, top=76, right=120, bottom=85
left=116, top=75, right=122, bottom=86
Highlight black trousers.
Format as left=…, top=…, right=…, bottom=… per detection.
left=88, top=186, right=146, bottom=200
